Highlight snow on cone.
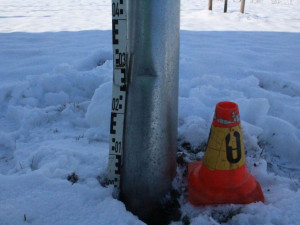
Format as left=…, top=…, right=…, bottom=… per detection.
left=188, top=101, right=264, bottom=205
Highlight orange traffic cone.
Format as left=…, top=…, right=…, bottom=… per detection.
left=188, top=101, right=264, bottom=205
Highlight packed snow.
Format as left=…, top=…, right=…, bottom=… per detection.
left=0, top=0, right=300, bottom=224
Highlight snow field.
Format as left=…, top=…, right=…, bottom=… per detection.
left=0, top=53, right=144, bottom=224
left=0, top=0, right=300, bottom=224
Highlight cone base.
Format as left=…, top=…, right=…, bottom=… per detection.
left=188, top=161, right=264, bottom=205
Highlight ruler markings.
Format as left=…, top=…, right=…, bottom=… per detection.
left=108, top=0, right=127, bottom=189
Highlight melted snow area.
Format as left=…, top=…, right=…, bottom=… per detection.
left=0, top=0, right=300, bottom=224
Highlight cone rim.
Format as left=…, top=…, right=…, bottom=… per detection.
left=213, top=101, right=240, bottom=127
left=216, top=101, right=238, bottom=111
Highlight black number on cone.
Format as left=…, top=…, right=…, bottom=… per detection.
left=225, top=131, right=242, bottom=163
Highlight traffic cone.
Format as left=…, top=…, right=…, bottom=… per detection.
left=188, top=101, right=264, bottom=205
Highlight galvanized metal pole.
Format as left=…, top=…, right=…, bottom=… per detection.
left=209, top=0, right=213, bottom=10
left=240, top=0, right=246, bottom=13
left=120, top=0, right=180, bottom=222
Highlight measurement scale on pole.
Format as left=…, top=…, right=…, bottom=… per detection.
left=107, top=0, right=127, bottom=191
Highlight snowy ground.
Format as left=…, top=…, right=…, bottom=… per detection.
left=0, top=0, right=300, bottom=224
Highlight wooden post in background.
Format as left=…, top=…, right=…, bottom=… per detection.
left=208, top=0, right=213, bottom=10
left=224, top=0, right=228, bottom=12
left=240, top=0, right=246, bottom=13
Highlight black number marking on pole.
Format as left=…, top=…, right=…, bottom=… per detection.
left=111, top=90, right=125, bottom=113
left=112, top=98, right=120, bottom=111
left=111, top=137, right=122, bottom=154
left=225, top=131, right=242, bottom=163
left=115, top=141, right=122, bottom=153
left=112, top=0, right=125, bottom=18
left=112, top=3, right=120, bottom=17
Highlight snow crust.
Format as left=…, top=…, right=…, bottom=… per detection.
left=0, top=0, right=300, bottom=224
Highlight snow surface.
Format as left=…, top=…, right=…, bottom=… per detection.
left=0, top=0, right=300, bottom=224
